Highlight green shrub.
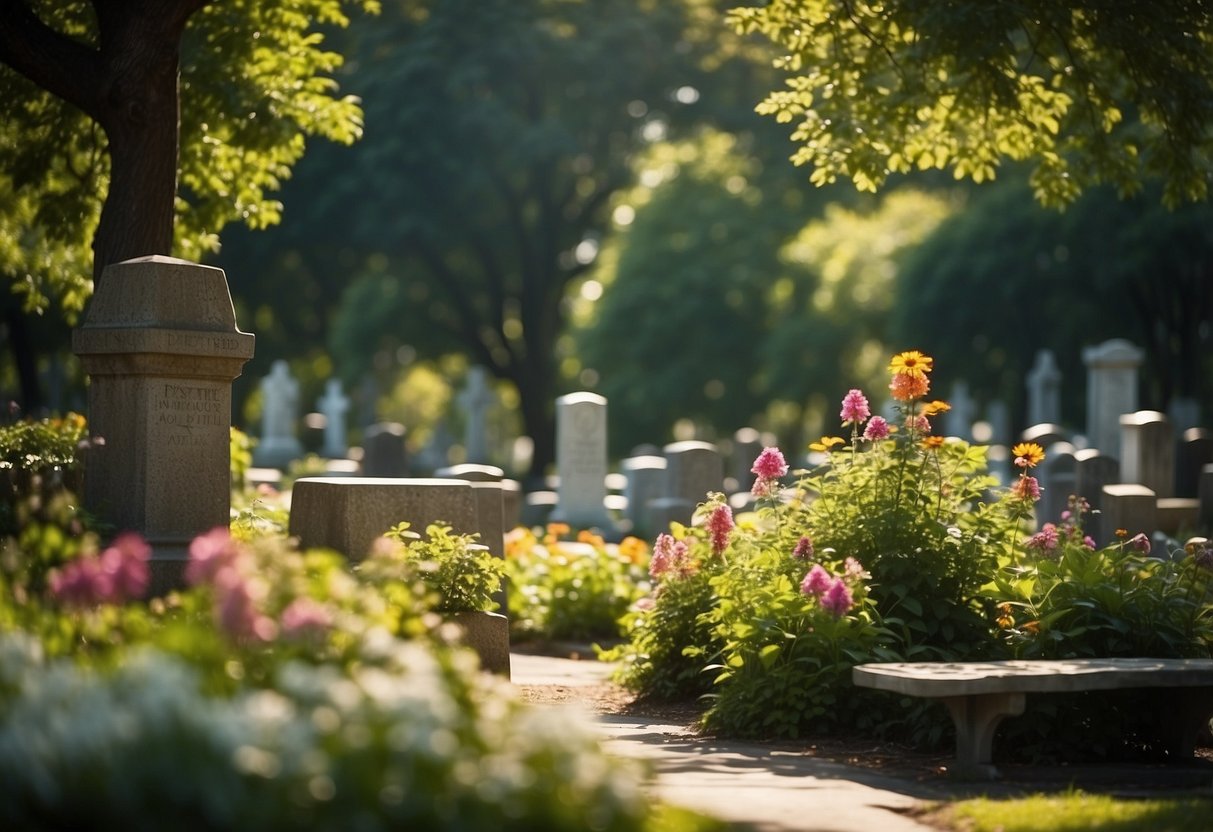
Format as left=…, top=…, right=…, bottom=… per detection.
left=506, top=525, right=652, bottom=642
left=382, top=522, right=504, bottom=613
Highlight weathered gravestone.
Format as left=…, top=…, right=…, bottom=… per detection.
left=318, top=378, right=350, bottom=458
left=458, top=366, right=494, bottom=465
left=1178, top=428, right=1213, bottom=498
left=550, top=392, right=615, bottom=530
left=1083, top=339, right=1143, bottom=462
left=945, top=381, right=976, bottom=441
left=252, top=359, right=303, bottom=468
left=1201, top=464, right=1213, bottom=528
left=1025, top=349, right=1062, bottom=426
left=648, top=441, right=723, bottom=528
left=621, top=454, right=667, bottom=538
left=1101, top=483, right=1157, bottom=541
left=361, top=421, right=408, bottom=477
left=1119, top=410, right=1174, bottom=498
left=1037, top=442, right=1077, bottom=527
left=73, top=256, right=254, bottom=594
left=1075, top=449, right=1119, bottom=545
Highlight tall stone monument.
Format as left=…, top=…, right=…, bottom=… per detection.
left=73, top=256, right=254, bottom=594
left=550, top=392, right=615, bottom=530
left=253, top=359, right=303, bottom=468
left=318, top=378, right=350, bottom=458
left=458, top=366, right=494, bottom=464
left=1083, top=338, right=1143, bottom=461
left=1026, top=349, right=1062, bottom=426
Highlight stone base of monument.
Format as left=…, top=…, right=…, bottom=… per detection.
left=446, top=611, right=511, bottom=677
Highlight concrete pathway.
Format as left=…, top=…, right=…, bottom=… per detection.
left=510, top=652, right=945, bottom=832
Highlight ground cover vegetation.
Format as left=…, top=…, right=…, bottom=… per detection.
left=603, top=351, right=1213, bottom=761
left=0, top=414, right=727, bottom=832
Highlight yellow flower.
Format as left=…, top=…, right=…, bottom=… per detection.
left=809, top=436, right=845, bottom=452
left=617, top=536, right=650, bottom=564
left=1010, top=442, right=1045, bottom=469
left=922, top=400, right=951, bottom=417
left=921, top=436, right=945, bottom=450
left=577, top=529, right=605, bottom=548
left=888, top=350, right=933, bottom=379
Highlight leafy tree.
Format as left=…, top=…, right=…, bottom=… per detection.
left=0, top=0, right=373, bottom=407
left=728, top=0, right=1213, bottom=207
left=892, top=173, right=1213, bottom=431
left=243, top=0, right=757, bottom=481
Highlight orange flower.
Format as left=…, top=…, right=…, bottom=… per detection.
left=1010, top=442, right=1045, bottom=468
left=922, top=400, right=951, bottom=417
left=888, top=350, right=933, bottom=379
left=889, top=372, right=930, bottom=402
left=921, top=436, right=945, bottom=450
left=577, top=529, right=606, bottom=548
left=617, top=536, right=650, bottom=564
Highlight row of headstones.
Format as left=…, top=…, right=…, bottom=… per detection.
left=1023, top=414, right=1213, bottom=547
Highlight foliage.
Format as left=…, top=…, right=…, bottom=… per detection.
left=0, top=411, right=89, bottom=539
left=0, top=498, right=697, bottom=831
left=0, top=0, right=376, bottom=316
left=382, top=522, right=504, bottom=614
left=728, top=0, right=1213, bottom=207
left=939, top=792, right=1213, bottom=832
left=504, top=525, right=651, bottom=643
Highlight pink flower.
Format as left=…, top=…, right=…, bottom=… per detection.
left=820, top=578, right=854, bottom=618
left=843, top=557, right=866, bottom=581
left=839, top=389, right=871, bottom=425
left=1083, top=536, right=1096, bottom=550
left=186, top=527, right=242, bottom=585
left=281, top=597, right=333, bottom=641
left=214, top=568, right=275, bottom=642
left=1011, top=475, right=1041, bottom=503
left=792, top=536, right=814, bottom=560
left=98, top=533, right=150, bottom=600
left=751, top=447, right=789, bottom=480
left=706, top=503, right=734, bottom=556
left=650, top=533, right=691, bottom=579
left=50, top=557, right=112, bottom=608
left=863, top=416, right=890, bottom=442
left=1026, top=523, right=1060, bottom=553
left=800, top=564, right=832, bottom=597
left=1128, top=533, right=1151, bottom=554
left=905, top=414, right=931, bottom=434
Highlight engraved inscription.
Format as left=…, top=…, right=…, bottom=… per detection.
left=156, top=383, right=223, bottom=428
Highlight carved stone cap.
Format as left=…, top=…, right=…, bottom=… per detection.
left=74, top=256, right=254, bottom=361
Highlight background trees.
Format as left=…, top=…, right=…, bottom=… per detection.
left=0, top=0, right=373, bottom=408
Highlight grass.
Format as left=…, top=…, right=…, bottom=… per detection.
left=928, top=790, right=1213, bottom=832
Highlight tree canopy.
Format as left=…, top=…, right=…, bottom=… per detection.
left=728, top=0, right=1213, bottom=207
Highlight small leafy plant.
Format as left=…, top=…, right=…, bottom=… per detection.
left=382, top=521, right=504, bottom=613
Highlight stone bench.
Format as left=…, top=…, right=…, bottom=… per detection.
left=852, top=658, right=1213, bottom=778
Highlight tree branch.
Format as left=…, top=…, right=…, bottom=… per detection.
left=0, top=0, right=104, bottom=118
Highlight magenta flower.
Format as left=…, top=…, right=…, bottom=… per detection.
left=1128, top=532, right=1151, bottom=554
left=706, top=503, right=734, bottom=555
left=1026, top=523, right=1060, bottom=553
left=1011, top=475, right=1041, bottom=503
left=751, top=447, right=789, bottom=480
left=843, top=557, right=866, bottom=581
left=186, top=527, right=242, bottom=586
left=792, top=536, right=814, bottom=560
left=906, top=413, right=931, bottom=434
left=820, top=578, right=854, bottom=618
left=214, top=569, right=275, bottom=642
left=650, top=533, right=691, bottom=579
left=863, top=416, right=890, bottom=442
left=839, top=389, right=871, bottom=425
left=98, top=533, right=150, bottom=600
left=281, top=597, right=333, bottom=641
left=800, top=564, right=832, bottom=597
left=50, top=557, right=112, bottom=608
left=1083, top=535, right=1097, bottom=550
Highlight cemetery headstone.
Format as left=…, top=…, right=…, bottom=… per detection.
left=1177, top=428, right=1213, bottom=498
left=659, top=440, right=723, bottom=525
left=72, top=256, right=254, bottom=594
left=318, top=378, right=350, bottom=458
left=550, top=392, right=615, bottom=530
left=1037, top=442, right=1077, bottom=527
left=1101, top=483, right=1157, bottom=542
left=945, top=381, right=975, bottom=441
left=253, top=359, right=303, bottom=468
left=1119, top=410, right=1174, bottom=498
left=622, top=454, right=667, bottom=538
left=458, top=366, right=494, bottom=464
left=1200, top=464, right=1213, bottom=528
left=1083, top=339, right=1143, bottom=461
left=1022, top=423, right=1067, bottom=450
left=435, top=463, right=504, bottom=482
left=361, top=421, right=408, bottom=477
left=1074, top=449, right=1119, bottom=545
left=1025, top=349, right=1062, bottom=426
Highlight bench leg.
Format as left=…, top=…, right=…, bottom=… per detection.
left=940, top=692, right=1025, bottom=780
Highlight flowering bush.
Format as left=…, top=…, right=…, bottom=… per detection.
left=505, top=524, right=651, bottom=642
left=0, top=490, right=725, bottom=830
left=382, top=522, right=504, bottom=613
left=607, top=350, right=1213, bottom=747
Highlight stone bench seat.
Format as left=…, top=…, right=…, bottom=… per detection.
left=852, top=658, right=1213, bottom=778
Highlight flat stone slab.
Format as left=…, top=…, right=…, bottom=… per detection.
left=854, top=658, right=1213, bottom=696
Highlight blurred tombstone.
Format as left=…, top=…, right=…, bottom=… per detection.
left=1083, top=339, right=1143, bottom=461
left=1177, top=428, right=1213, bottom=498
left=1101, top=483, right=1157, bottom=541
left=1025, top=349, right=1062, bottom=426
left=945, top=381, right=975, bottom=441
left=1074, top=449, right=1120, bottom=545
left=1021, top=423, right=1067, bottom=450
left=361, top=421, right=408, bottom=477
left=622, top=454, right=667, bottom=539
left=458, top=366, right=494, bottom=464
left=1119, top=410, right=1174, bottom=498
left=318, top=378, right=350, bottom=458
left=253, top=359, right=303, bottom=468
left=659, top=440, right=723, bottom=526
left=550, top=392, right=615, bottom=531
left=1036, top=442, right=1076, bottom=527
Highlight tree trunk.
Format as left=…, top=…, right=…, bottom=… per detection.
left=90, top=2, right=192, bottom=283
left=515, top=368, right=555, bottom=489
